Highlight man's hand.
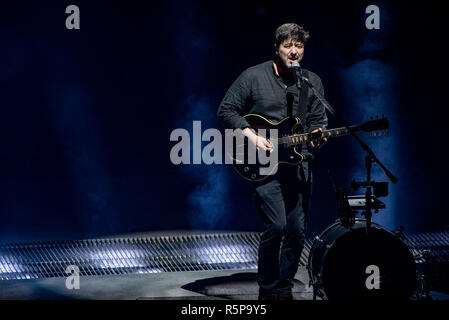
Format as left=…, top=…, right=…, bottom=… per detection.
left=310, top=128, right=327, bottom=148
left=242, top=128, right=273, bottom=152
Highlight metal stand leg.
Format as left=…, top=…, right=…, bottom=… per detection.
left=421, top=250, right=433, bottom=300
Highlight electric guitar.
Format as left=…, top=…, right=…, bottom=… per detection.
left=228, top=113, right=389, bottom=181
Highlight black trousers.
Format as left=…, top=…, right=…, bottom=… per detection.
left=253, top=161, right=312, bottom=294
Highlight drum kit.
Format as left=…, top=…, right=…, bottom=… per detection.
left=307, top=155, right=426, bottom=300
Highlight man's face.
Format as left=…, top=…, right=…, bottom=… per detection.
left=275, top=38, right=304, bottom=69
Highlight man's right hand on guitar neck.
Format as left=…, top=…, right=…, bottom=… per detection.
left=242, top=128, right=274, bottom=152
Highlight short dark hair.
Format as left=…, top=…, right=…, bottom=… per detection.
left=274, top=23, right=310, bottom=48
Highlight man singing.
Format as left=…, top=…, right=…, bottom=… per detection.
left=217, top=23, right=328, bottom=300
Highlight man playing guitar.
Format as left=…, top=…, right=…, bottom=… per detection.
left=217, top=23, right=328, bottom=300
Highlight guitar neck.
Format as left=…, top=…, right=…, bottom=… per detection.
left=280, top=125, right=360, bottom=146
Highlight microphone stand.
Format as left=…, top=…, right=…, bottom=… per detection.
left=300, top=74, right=398, bottom=234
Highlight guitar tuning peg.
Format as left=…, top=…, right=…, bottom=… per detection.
left=372, top=131, right=376, bottom=137
left=384, top=129, right=388, bottom=135
left=378, top=130, right=382, bottom=136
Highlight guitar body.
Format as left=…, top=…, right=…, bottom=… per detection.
left=230, top=114, right=306, bottom=182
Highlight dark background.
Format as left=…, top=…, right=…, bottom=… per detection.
left=0, top=0, right=447, bottom=243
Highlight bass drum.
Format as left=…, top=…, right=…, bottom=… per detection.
left=307, top=219, right=417, bottom=300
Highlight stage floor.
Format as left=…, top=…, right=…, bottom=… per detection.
left=0, top=267, right=313, bottom=300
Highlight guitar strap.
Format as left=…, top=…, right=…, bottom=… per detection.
left=296, top=69, right=309, bottom=131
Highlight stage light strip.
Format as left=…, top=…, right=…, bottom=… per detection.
left=0, top=233, right=278, bottom=280
left=1, top=230, right=447, bottom=281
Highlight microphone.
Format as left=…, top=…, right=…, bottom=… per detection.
left=291, top=61, right=302, bottom=90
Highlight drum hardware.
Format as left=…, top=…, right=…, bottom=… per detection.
left=336, top=155, right=389, bottom=234
left=346, top=195, right=385, bottom=210
left=336, top=191, right=386, bottom=229
left=393, top=225, right=406, bottom=241
left=336, top=187, right=354, bottom=228
left=351, top=180, right=388, bottom=197
left=313, top=236, right=324, bottom=244
left=415, top=250, right=434, bottom=300
left=307, top=276, right=322, bottom=301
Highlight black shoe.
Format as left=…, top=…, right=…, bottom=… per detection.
left=278, top=292, right=295, bottom=300
left=258, top=292, right=279, bottom=300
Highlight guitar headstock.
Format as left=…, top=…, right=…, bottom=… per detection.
left=360, top=114, right=389, bottom=136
